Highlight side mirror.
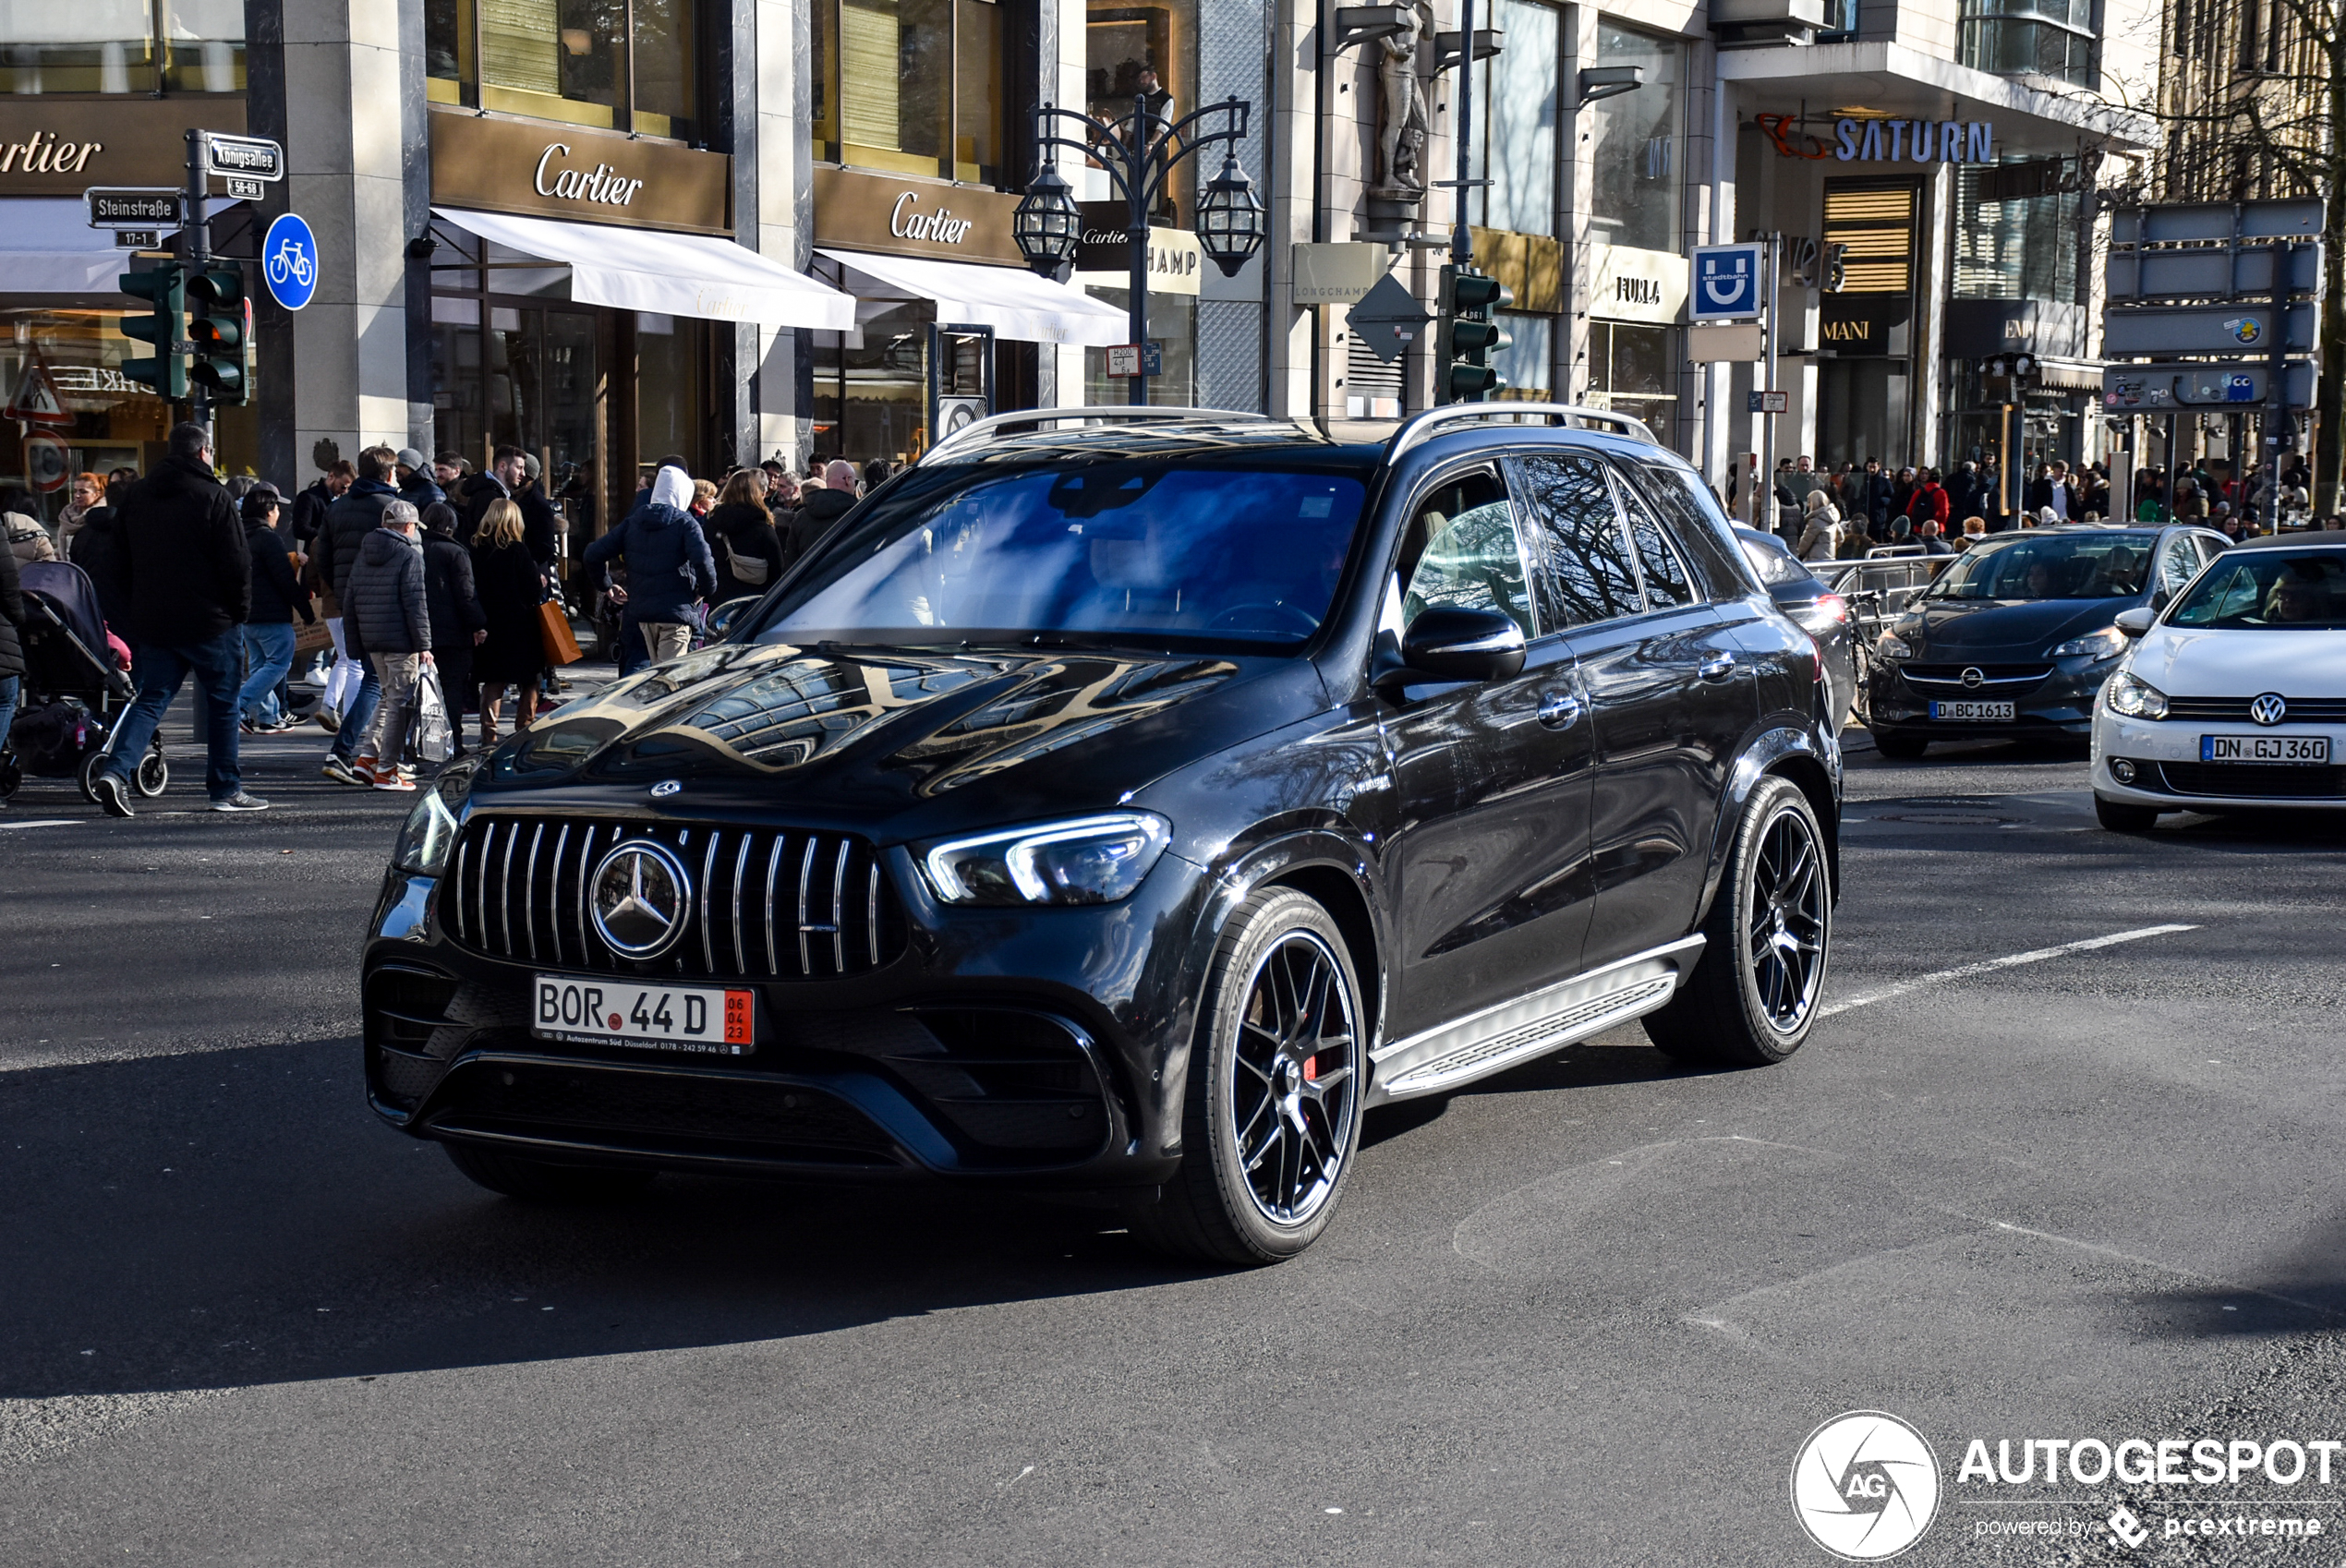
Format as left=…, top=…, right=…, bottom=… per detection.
left=1378, top=606, right=1528, bottom=691
left=2113, top=606, right=2156, bottom=637
left=704, top=595, right=760, bottom=641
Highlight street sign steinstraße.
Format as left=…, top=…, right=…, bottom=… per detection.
left=86, top=187, right=182, bottom=229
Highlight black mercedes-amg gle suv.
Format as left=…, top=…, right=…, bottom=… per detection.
left=364, top=404, right=1842, bottom=1264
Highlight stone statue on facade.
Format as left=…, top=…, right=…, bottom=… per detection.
left=1370, top=0, right=1434, bottom=200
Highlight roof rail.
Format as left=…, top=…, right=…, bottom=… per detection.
left=1385, top=403, right=1658, bottom=461
left=917, top=404, right=1276, bottom=466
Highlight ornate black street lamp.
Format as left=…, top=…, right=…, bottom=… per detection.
left=1014, top=95, right=1264, bottom=406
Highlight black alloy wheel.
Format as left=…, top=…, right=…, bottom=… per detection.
left=1133, top=887, right=1367, bottom=1265
left=1646, top=777, right=1832, bottom=1067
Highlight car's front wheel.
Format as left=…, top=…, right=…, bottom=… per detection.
left=1646, top=777, right=1832, bottom=1067
left=443, top=1143, right=656, bottom=1203
left=1132, top=887, right=1367, bottom=1266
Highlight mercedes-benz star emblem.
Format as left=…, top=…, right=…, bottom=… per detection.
left=1960, top=667, right=1986, bottom=689
left=589, top=840, right=692, bottom=959
left=650, top=778, right=683, bottom=799
left=2249, top=693, right=2288, bottom=727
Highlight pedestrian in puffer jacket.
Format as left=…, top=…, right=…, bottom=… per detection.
left=420, top=501, right=485, bottom=736
left=341, top=500, right=433, bottom=790
left=311, top=447, right=402, bottom=769
left=583, top=464, right=717, bottom=666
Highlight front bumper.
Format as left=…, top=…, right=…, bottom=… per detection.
left=2091, top=712, right=2346, bottom=812
left=1867, top=657, right=2119, bottom=742
left=361, top=850, right=1214, bottom=1188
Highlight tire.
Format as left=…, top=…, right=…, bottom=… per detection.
left=75, top=748, right=105, bottom=804
left=1130, top=887, right=1369, bottom=1267
left=1644, top=777, right=1832, bottom=1068
left=1870, top=729, right=1928, bottom=759
left=2094, top=794, right=2160, bottom=833
left=134, top=749, right=169, bottom=798
left=442, top=1142, right=655, bottom=1203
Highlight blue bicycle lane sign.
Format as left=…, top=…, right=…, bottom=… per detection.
left=261, top=212, right=320, bottom=310
left=1691, top=243, right=1766, bottom=320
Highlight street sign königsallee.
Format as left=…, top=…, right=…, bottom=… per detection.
left=2100, top=302, right=2316, bottom=356
left=202, top=134, right=284, bottom=182
left=2103, top=361, right=2315, bottom=411
left=86, top=187, right=182, bottom=228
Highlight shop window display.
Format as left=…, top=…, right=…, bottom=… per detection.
left=813, top=0, right=1006, bottom=185
left=0, top=0, right=242, bottom=94
left=426, top=0, right=696, bottom=140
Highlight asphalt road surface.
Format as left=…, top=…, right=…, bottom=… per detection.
left=5, top=708, right=2343, bottom=1568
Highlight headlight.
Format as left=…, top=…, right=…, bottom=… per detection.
left=1877, top=633, right=1913, bottom=659
left=921, top=812, right=1171, bottom=907
left=2104, top=671, right=2170, bottom=719
left=2053, top=625, right=2127, bottom=660
left=392, top=760, right=475, bottom=876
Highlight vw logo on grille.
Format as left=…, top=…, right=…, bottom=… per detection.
left=588, top=840, right=692, bottom=959
left=2249, top=693, right=2288, bottom=727
left=1961, top=667, right=1986, bottom=689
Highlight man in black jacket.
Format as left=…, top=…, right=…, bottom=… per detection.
left=91, top=423, right=266, bottom=815
left=420, top=501, right=485, bottom=742
left=289, top=460, right=353, bottom=546
left=395, top=447, right=445, bottom=512
left=342, top=500, right=434, bottom=790
left=313, top=446, right=402, bottom=780
left=234, top=485, right=314, bottom=731
left=461, top=445, right=558, bottom=567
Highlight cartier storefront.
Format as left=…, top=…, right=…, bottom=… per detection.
left=423, top=110, right=851, bottom=534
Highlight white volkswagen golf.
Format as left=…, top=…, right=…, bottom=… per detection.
left=2091, top=534, right=2346, bottom=829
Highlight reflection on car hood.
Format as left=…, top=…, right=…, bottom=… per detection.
left=478, top=640, right=1312, bottom=830
left=1900, top=596, right=2134, bottom=659
left=2127, top=626, right=2346, bottom=696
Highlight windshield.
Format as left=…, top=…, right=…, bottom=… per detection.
left=2167, top=549, right=2346, bottom=630
left=749, top=462, right=1370, bottom=650
left=1924, top=532, right=2157, bottom=602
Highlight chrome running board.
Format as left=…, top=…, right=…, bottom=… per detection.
left=1367, top=935, right=1705, bottom=1103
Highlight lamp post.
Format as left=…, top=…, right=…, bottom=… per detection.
left=1013, top=96, right=1264, bottom=406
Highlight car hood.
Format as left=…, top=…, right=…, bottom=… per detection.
left=2127, top=626, right=2346, bottom=697
left=473, top=639, right=1325, bottom=838
left=1899, top=596, right=2134, bottom=660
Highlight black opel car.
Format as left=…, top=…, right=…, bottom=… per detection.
left=365, top=405, right=1842, bottom=1264
left=1865, top=523, right=2229, bottom=757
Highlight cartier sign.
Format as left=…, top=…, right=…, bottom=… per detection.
left=0, top=98, right=247, bottom=194
left=812, top=166, right=1024, bottom=267
left=429, top=110, right=731, bottom=235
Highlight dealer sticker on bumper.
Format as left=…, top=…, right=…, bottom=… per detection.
left=533, top=976, right=755, bottom=1055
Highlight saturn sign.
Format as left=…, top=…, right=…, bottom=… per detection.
left=1692, top=243, right=1766, bottom=321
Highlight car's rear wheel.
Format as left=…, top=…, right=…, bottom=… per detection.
left=442, top=1142, right=656, bottom=1203
left=2094, top=794, right=2161, bottom=832
left=1132, top=887, right=1367, bottom=1266
left=1870, top=729, right=1928, bottom=759
left=1645, top=777, right=1831, bottom=1068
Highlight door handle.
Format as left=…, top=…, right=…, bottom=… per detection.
left=1538, top=693, right=1583, bottom=729
left=1698, top=655, right=1738, bottom=681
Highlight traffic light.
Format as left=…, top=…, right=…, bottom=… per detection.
left=119, top=259, right=187, bottom=401
left=186, top=266, right=254, bottom=404
left=1439, top=264, right=1513, bottom=404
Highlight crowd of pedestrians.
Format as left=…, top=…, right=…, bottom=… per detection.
left=0, top=429, right=889, bottom=817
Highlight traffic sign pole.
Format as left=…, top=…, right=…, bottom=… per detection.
left=1758, top=233, right=1778, bottom=532
left=186, top=127, right=211, bottom=434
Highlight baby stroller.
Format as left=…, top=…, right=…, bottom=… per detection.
left=0, top=561, right=168, bottom=804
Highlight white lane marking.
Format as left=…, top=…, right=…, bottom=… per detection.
left=0, top=818, right=78, bottom=830
left=1820, top=923, right=2199, bottom=1018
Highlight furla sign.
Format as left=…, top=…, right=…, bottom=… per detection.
left=429, top=109, right=732, bottom=235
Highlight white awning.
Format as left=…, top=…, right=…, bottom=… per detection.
left=0, top=198, right=234, bottom=295
left=434, top=206, right=855, bottom=331
left=816, top=247, right=1130, bottom=346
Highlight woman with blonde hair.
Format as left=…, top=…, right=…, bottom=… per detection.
left=469, top=498, right=545, bottom=742
left=1795, top=489, right=1841, bottom=561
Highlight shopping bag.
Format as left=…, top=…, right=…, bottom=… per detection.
left=538, top=597, right=585, bottom=666
left=412, top=667, right=454, bottom=765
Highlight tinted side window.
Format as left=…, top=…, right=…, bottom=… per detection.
left=1513, top=453, right=1643, bottom=628
left=1612, top=471, right=1699, bottom=609
left=1631, top=458, right=1756, bottom=597
left=1397, top=470, right=1538, bottom=640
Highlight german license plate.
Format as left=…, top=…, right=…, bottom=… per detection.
left=2201, top=733, right=2330, bottom=764
left=1930, top=700, right=2014, bottom=721
left=532, top=975, right=755, bottom=1055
